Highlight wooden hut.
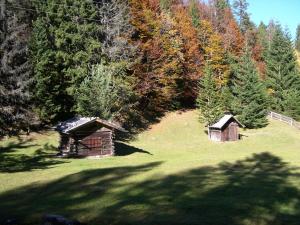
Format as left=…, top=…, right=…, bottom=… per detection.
left=208, top=114, right=244, bottom=142
left=56, top=117, right=127, bottom=157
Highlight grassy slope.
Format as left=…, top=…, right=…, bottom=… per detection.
left=1, top=111, right=300, bottom=225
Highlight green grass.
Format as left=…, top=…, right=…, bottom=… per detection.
left=1, top=110, right=300, bottom=225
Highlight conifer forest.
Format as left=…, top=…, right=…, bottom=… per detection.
left=1, top=0, right=300, bottom=135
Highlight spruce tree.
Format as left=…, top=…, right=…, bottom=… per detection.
left=189, top=0, right=200, bottom=28
left=0, top=0, right=35, bottom=135
left=257, top=22, right=269, bottom=59
left=76, top=63, right=135, bottom=120
left=31, top=0, right=102, bottom=122
left=265, top=25, right=300, bottom=113
left=197, top=64, right=224, bottom=126
left=232, top=0, right=252, bottom=34
left=230, top=48, right=268, bottom=128
left=282, top=90, right=300, bottom=121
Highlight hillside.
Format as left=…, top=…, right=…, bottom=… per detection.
left=1, top=111, right=300, bottom=224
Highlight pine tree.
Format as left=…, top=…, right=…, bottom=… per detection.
left=76, top=63, right=136, bottom=120
left=230, top=48, right=268, bottom=128
left=232, top=0, right=252, bottom=34
left=257, top=22, right=269, bottom=60
left=282, top=90, right=300, bottom=121
left=189, top=0, right=200, bottom=28
left=295, top=24, right=300, bottom=52
left=31, top=0, right=102, bottom=122
left=265, top=25, right=300, bottom=113
left=197, top=64, right=224, bottom=126
left=256, top=22, right=269, bottom=76
left=0, top=0, right=35, bottom=135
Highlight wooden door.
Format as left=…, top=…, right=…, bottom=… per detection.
left=228, top=123, right=238, bottom=141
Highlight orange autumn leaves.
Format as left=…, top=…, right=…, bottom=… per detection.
left=129, top=0, right=246, bottom=112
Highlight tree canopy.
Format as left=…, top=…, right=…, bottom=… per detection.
left=1, top=0, right=300, bottom=135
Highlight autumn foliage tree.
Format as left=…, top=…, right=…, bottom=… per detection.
left=129, top=0, right=185, bottom=117
left=196, top=19, right=229, bottom=87
left=172, top=4, right=202, bottom=104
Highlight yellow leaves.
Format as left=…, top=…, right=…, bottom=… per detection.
left=197, top=19, right=230, bottom=88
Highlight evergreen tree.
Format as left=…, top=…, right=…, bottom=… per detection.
left=295, top=24, right=300, bottom=52
left=232, top=0, right=252, bottom=34
left=0, top=0, right=35, bottom=135
left=265, top=25, right=300, bottom=113
left=197, top=64, right=224, bottom=126
left=189, top=0, right=200, bottom=28
left=282, top=90, right=300, bottom=121
left=257, top=22, right=269, bottom=58
left=76, top=63, right=136, bottom=120
left=230, top=48, right=268, bottom=128
left=31, top=0, right=102, bottom=122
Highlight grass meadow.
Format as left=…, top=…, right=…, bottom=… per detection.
left=1, top=110, right=300, bottom=225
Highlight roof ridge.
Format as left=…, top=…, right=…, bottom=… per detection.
left=56, top=117, right=127, bottom=133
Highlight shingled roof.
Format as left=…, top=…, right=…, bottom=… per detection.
left=209, top=114, right=244, bottom=129
left=56, top=117, right=127, bottom=134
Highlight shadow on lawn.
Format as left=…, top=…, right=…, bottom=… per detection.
left=0, top=138, right=36, bottom=153
left=115, top=142, right=152, bottom=156
left=0, top=139, right=66, bottom=173
left=1, top=153, right=300, bottom=225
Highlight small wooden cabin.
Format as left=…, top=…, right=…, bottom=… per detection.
left=56, top=117, right=127, bottom=157
left=208, top=115, right=244, bottom=142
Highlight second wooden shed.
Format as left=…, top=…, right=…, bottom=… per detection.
left=208, top=114, right=244, bottom=142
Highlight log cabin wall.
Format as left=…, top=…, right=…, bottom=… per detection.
left=221, top=121, right=239, bottom=141
left=75, top=129, right=114, bottom=156
left=209, top=129, right=222, bottom=141
left=59, top=123, right=115, bottom=157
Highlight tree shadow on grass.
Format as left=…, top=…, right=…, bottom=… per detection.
left=1, top=153, right=300, bottom=225
left=114, top=142, right=152, bottom=156
left=99, top=152, right=300, bottom=225
left=0, top=141, right=67, bottom=173
left=0, top=162, right=163, bottom=224
left=0, top=138, right=36, bottom=153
